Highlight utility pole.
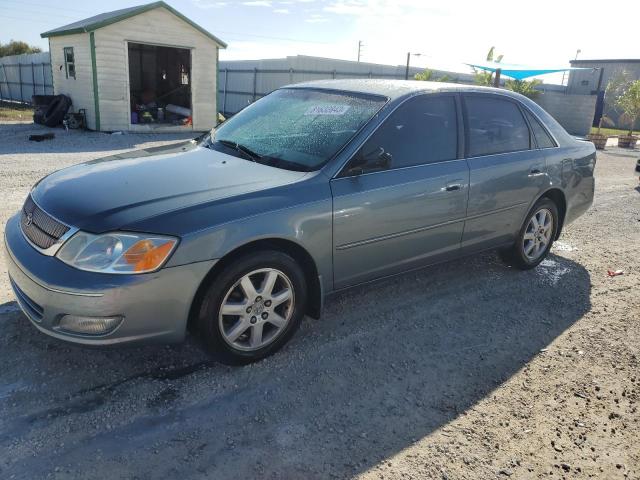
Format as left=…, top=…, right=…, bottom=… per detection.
left=405, top=52, right=422, bottom=80
left=357, top=40, right=363, bottom=62
left=405, top=52, right=411, bottom=80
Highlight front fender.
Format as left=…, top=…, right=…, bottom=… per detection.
left=165, top=196, right=334, bottom=292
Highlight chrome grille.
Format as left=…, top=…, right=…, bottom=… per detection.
left=21, top=195, right=70, bottom=250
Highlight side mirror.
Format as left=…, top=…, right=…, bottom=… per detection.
left=345, top=147, right=392, bottom=176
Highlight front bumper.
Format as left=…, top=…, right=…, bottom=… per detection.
left=3, top=214, right=216, bottom=346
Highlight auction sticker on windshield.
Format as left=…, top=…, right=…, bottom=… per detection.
left=305, top=105, right=351, bottom=115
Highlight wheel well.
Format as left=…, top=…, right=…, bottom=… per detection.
left=540, top=188, right=567, bottom=239
left=187, top=238, right=323, bottom=332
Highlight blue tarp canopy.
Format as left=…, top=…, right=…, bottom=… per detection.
left=465, top=61, right=592, bottom=80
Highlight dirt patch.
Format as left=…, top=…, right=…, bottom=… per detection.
left=0, top=101, right=33, bottom=122
left=0, top=127, right=638, bottom=479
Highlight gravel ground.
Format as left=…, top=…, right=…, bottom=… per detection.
left=0, top=122, right=638, bottom=480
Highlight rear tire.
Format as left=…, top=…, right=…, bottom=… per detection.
left=501, top=198, right=558, bottom=270
left=196, top=250, right=307, bottom=365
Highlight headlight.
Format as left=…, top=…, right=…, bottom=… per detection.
left=57, top=231, right=178, bottom=274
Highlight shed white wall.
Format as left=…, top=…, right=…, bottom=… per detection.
left=94, top=7, right=219, bottom=131
left=49, top=33, right=97, bottom=129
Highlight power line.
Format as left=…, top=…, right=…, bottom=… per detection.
left=0, top=8, right=83, bottom=22
left=214, top=30, right=331, bottom=45
left=0, top=0, right=96, bottom=14
left=0, top=7, right=333, bottom=45
left=0, top=14, right=57, bottom=25
left=357, top=40, right=364, bottom=62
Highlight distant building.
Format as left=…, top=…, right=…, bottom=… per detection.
left=568, top=59, right=640, bottom=129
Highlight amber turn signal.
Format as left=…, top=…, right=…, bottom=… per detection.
left=124, top=239, right=176, bottom=272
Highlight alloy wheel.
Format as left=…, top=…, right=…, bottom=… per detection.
left=218, top=268, right=294, bottom=351
left=522, top=208, right=554, bottom=261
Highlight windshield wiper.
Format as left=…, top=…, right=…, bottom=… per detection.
left=216, top=139, right=262, bottom=162
left=213, top=139, right=311, bottom=172
left=258, top=156, right=312, bottom=172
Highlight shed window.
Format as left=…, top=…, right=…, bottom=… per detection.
left=64, top=47, right=75, bottom=79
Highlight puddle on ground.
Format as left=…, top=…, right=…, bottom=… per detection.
left=537, top=259, right=572, bottom=286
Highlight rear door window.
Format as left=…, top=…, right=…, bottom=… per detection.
left=464, top=96, right=531, bottom=157
left=358, top=95, right=458, bottom=169
left=524, top=109, right=557, bottom=148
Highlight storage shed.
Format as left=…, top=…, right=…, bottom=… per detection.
left=41, top=1, right=226, bottom=132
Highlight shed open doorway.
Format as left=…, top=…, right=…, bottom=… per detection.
left=128, top=42, right=192, bottom=129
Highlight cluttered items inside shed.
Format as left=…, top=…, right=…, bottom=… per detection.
left=128, top=42, right=192, bottom=127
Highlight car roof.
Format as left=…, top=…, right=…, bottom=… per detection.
left=284, top=79, right=523, bottom=101
left=283, top=78, right=574, bottom=147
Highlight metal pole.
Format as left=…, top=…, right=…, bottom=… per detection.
left=493, top=68, right=501, bottom=88
left=42, top=63, right=46, bottom=94
left=405, top=52, right=410, bottom=80
left=2, top=64, right=12, bottom=101
left=332, top=69, right=336, bottom=79
left=222, top=68, right=228, bottom=115
left=252, top=67, right=257, bottom=102
left=595, top=67, right=604, bottom=93
left=31, top=62, right=35, bottom=102
left=289, top=68, right=293, bottom=84
left=18, top=62, right=23, bottom=102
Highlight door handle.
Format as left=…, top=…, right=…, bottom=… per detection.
left=444, top=184, right=462, bottom=192
left=528, top=169, right=545, bottom=177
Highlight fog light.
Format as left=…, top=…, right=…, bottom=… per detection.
left=57, top=315, right=123, bottom=335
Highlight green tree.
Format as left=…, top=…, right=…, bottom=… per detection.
left=473, top=46, right=503, bottom=86
left=0, top=40, right=42, bottom=58
left=615, top=79, right=640, bottom=135
left=504, top=79, right=542, bottom=98
left=414, top=68, right=450, bottom=82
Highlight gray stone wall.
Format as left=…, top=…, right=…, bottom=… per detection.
left=533, top=92, right=597, bottom=136
left=568, top=60, right=640, bottom=95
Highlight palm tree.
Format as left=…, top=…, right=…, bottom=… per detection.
left=414, top=68, right=451, bottom=82
left=473, top=47, right=503, bottom=86
left=504, top=79, right=542, bottom=98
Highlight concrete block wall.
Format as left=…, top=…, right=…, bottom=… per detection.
left=533, top=92, right=596, bottom=136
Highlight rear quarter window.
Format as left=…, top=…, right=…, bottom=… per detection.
left=523, top=109, right=557, bottom=148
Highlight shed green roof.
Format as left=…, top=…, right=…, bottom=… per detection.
left=40, top=1, right=227, bottom=47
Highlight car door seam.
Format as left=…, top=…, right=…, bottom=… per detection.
left=336, top=217, right=466, bottom=250
left=335, top=202, right=528, bottom=251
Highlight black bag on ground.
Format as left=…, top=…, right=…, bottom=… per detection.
left=32, top=94, right=56, bottom=125
left=42, top=95, right=72, bottom=127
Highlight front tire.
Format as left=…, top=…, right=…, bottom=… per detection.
left=501, top=198, right=558, bottom=270
left=196, top=250, right=307, bottom=365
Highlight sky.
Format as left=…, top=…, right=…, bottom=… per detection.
left=1, top=0, right=639, bottom=82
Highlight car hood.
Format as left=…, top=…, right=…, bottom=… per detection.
left=31, top=141, right=309, bottom=233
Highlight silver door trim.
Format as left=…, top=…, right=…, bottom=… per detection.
left=335, top=202, right=527, bottom=251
